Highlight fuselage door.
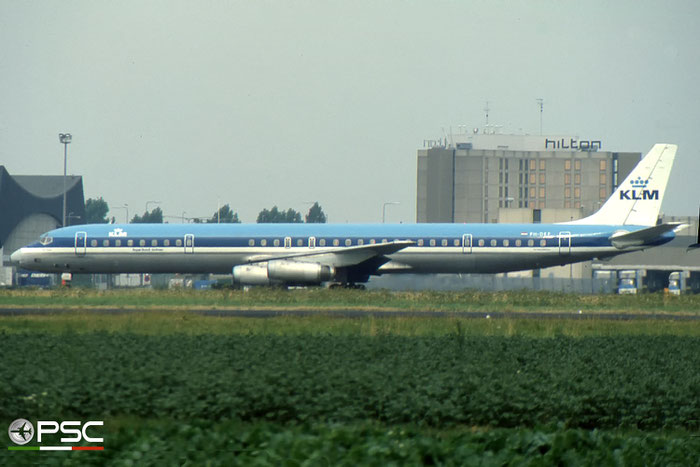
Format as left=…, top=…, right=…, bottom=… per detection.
left=309, top=236, right=316, bottom=249
left=462, top=234, right=473, bottom=254
left=75, top=231, right=87, bottom=256
left=185, top=234, right=195, bottom=254
left=284, top=237, right=292, bottom=249
left=558, top=231, right=571, bottom=255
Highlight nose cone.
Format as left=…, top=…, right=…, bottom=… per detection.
left=10, top=249, right=23, bottom=266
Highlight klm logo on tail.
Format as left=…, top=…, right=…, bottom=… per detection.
left=619, top=177, right=659, bottom=201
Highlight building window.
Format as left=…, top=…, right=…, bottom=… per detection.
left=565, top=200, right=571, bottom=208
left=539, top=187, right=545, bottom=198
left=600, top=187, right=607, bottom=199
left=599, top=160, right=607, bottom=170
left=529, top=173, right=536, bottom=184
left=600, top=173, right=606, bottom=184
left=539, top=173, right=545, bottom=184
left=529, top=159, right=536, bottom=170
left=574, top=187, right=581, bottom=198
left=565, top=187, right=571, bottom=198
left=575, top=173, right=581, bottom=185
left=565, top=160, right=572, bottom=170
left=539, top=159, right=546, bottom=170
left=575, top=201, right=581, bottom=209
left=565, top=173, right=571, bottom=185
left=575, top=160, right=581, bottom=170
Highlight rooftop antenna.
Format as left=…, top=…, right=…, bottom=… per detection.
left=484, top=101, right=490, bottom=127
left=536, top=98, right=544, bottom=135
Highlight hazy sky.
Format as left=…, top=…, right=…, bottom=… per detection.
left=1, top=1, right=698, bottom=223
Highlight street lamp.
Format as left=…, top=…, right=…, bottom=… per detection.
left=59, top=133, right=72, bottom=227
left=112, top=204, right=129, bottom=224
left=146, top=200, right=161, bottom=214
left=382, top=201, right=400, bottom=223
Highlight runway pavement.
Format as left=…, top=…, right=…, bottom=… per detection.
left=0, top=307, right=699, bottom=321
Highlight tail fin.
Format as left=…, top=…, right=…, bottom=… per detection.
left=566, top=143, right=677, bottom=226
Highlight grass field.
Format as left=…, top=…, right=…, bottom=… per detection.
left=1, top=288, right=699, bottom=465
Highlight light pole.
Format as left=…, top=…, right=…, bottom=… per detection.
left=382, top=201, right=400, bottom=223
left=59, top=133, right=72, bottom=227
left=146, top=200, right=161, bottom=218
left=112, top=204, right=129, bottom=224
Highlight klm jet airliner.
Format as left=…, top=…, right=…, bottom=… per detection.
left=11, top=144, right=681, bottom=287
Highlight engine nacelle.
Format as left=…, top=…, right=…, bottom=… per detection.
left=232, top=261, right=335, bottom=285
left=232, top=264, right=272, bottom=285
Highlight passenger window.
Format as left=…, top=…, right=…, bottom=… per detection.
left=103, top=239, right=109, bottom=247
left=345, top=239, right=352, bottom=246
left=490, top=239, right=497, bottom=247
left=358, top=239, right=364, bottom=245
left=370, top=239, right=376, bottom=244
left=478, top=239, right=485, bottom=247
left=503, top=239, right=509, bottom=247
left=127, top=239, right=134, bottom=247
left=91, top=240, right=98, bottom=247
left=540, top=239, right=547, bottom=247
left=261, top=239, right=267, bottom=247
left=515, top=239, right=522, bottom=247
left=248, top=239, right=254, bottom=246
left=333, top=239, right=340, bottom=246
left=319, top=238, right=326, bottom=247
left=115, top=239, right=122, bottom=247
left=429, top=239, right=436, bottom=247
left=297, top=239, right=303, bottom=247
left=273, top=239, right=280, bottom=247
left=528, top=239, right=534, bottom=247
left=151, top=239, right=158, bottom=247
left=453, top=239, right=460, bottom=246
left=139, top=239, right=146, bottom=247
left=164, top=239, right=170, bottom=247
left=382, top=239, right=388, bottom=244
left=176, top=239, right=182, bottom=247
left=417, top=239, right=424, bottom=246
left=441, top=239, right=448, bottom=247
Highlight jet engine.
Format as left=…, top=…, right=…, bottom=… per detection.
left=233, top=260, right=335, bottom=286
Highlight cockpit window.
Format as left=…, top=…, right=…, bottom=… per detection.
left=39, top=235, right=53, bottom=245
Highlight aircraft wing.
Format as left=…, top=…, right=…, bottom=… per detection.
left=610, top=223, right=683, bottom=249
left=244, top=240, right=414, bottom=268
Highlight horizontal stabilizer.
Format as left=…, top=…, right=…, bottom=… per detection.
left=610, top=223, right=682, bottom=249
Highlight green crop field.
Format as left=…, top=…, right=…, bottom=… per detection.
left=1, top=289, right=699, bottom=465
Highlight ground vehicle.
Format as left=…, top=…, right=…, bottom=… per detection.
left=618, top=270, right=638, bottom=294
left=668, top=271, right=681, bottom=295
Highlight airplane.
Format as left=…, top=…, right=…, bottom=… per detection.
left=11, top=143, right=682, bottom=288
left=10, top=421, right=33, bottom=442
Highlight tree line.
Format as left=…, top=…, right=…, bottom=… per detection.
left=84, top=198, right=327, bottom=224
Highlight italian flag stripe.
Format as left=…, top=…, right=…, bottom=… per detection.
left=8, top=446, right=104, bottom=451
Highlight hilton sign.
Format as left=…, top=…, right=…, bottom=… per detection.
left=545, top=138, right=602, bottom=151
